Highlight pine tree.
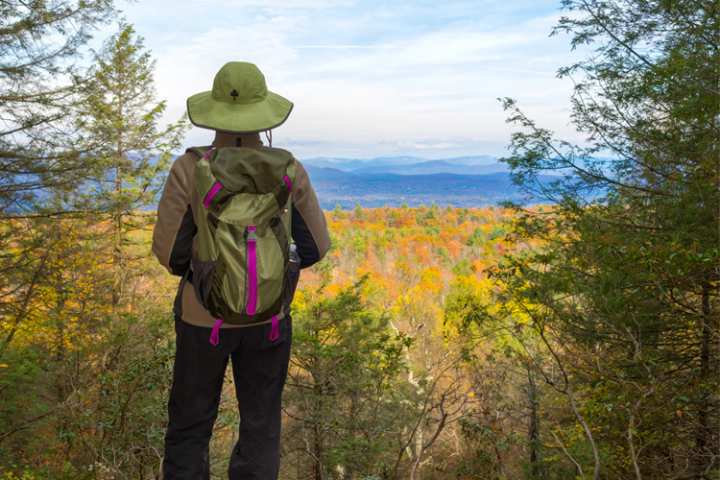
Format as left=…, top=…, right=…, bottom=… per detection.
left=284, top=280, right=413, bottom=478
left=75, top=23, right=187, bottom=307
left=1, top=0, right=116, bottom=359
left=0, top=0, right=115, bottom=214
left=494, top=1, right=719, bottom=478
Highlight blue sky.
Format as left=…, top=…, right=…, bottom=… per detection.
left=113, top=0, right=584, bottom=160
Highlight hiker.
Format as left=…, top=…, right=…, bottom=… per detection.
left=152, top=61, right=330, bottom=480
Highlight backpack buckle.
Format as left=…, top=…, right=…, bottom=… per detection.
left=246, top=225, right=257, bottom=242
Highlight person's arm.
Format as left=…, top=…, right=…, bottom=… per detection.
left=152, top=154, right=197, bottom=276
left=291, top=161, right=330, bottom=268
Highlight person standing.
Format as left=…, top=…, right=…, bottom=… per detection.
left=152, top=61, right=330, bottom=480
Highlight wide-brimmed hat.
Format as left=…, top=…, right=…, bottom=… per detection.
left=187, top=62, right=293, bottom=133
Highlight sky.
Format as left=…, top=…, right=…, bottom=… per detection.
left=111, top=0, right=586, bottom=160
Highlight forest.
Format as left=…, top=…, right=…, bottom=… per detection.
left=0, top=1, right=718, bottom=479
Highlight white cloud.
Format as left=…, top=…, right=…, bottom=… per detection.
left=195, top=0, right=354, bottom=7
left=118, top=0, right=584, bottom=158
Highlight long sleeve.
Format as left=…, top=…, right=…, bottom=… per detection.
left=291, top=161, right=330, bottom=268
left=152, top=153, right=197, bottom=276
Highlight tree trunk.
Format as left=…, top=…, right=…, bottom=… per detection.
left=112, top=161, right=123, bottom=307
left=695, top=281, right=713, bottom=475
left=311, top=357, right=324, bottom=480
left=313, top=418, right=323, bottom=480
left=527, top=367, right=543, bottom=479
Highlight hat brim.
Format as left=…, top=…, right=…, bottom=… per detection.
left=186, top=90, right=293, bottom=133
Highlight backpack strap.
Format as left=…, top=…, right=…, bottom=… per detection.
left=187, top=146, right=224, bottom=209
left=271, top=158, right=297, bottom=209
left=186, top=146, right=214, bottom=159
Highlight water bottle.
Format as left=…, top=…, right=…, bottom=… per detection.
left=289, top=243, right=300, bottom=265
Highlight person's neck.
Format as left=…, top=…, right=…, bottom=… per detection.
left=212, top=131, right=263, bottom=148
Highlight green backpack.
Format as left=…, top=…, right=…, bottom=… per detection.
left=187, top=146, right=298, bottom=345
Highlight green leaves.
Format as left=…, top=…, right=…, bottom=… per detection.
left=73, top=22, right=188, bottom=216
left=0, top=0, right=116, bottom=214
left=286, top=279, right=414, bottom=477
left=493, top=1, right=720, bottom=478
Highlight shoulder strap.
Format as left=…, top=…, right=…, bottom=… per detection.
left=186, top=146, right=213, bottom=159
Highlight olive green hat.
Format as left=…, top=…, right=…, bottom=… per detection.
left=187, top=62, right=293, bottom=133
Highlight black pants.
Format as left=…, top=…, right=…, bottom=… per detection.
left=163, top=315, right=292, bottom=480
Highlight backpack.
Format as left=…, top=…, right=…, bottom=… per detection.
left=187, top=146, right=298, bottom=345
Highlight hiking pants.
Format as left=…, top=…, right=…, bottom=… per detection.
left=162, top=315, right=292, bottom=480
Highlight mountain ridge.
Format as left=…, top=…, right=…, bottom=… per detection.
left=301, top=154, right=504, bottom=175
left=303, top=165, right=540, bottom=209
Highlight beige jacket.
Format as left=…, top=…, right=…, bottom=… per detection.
left=152, top=131, right=330, bottom=328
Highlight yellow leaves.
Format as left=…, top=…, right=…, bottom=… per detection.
left=419, top=267, right=443, bottom=294
left=308, top=207, right=529, bottom=341
left=472, top=258, right=487, bottom=273
left=5, top=206, right=530, bottom=359
left=324, top=282, right=351, bottom=298
left=356, top=268, right=392, bottom=301
left=293, top=289, right=308, bottom=308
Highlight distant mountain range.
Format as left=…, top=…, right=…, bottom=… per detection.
left=135, top=152, right=554, bottom=211
left=303, top=155, right=507, bottom=175
left=298, top=155, right=536, bottom=209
